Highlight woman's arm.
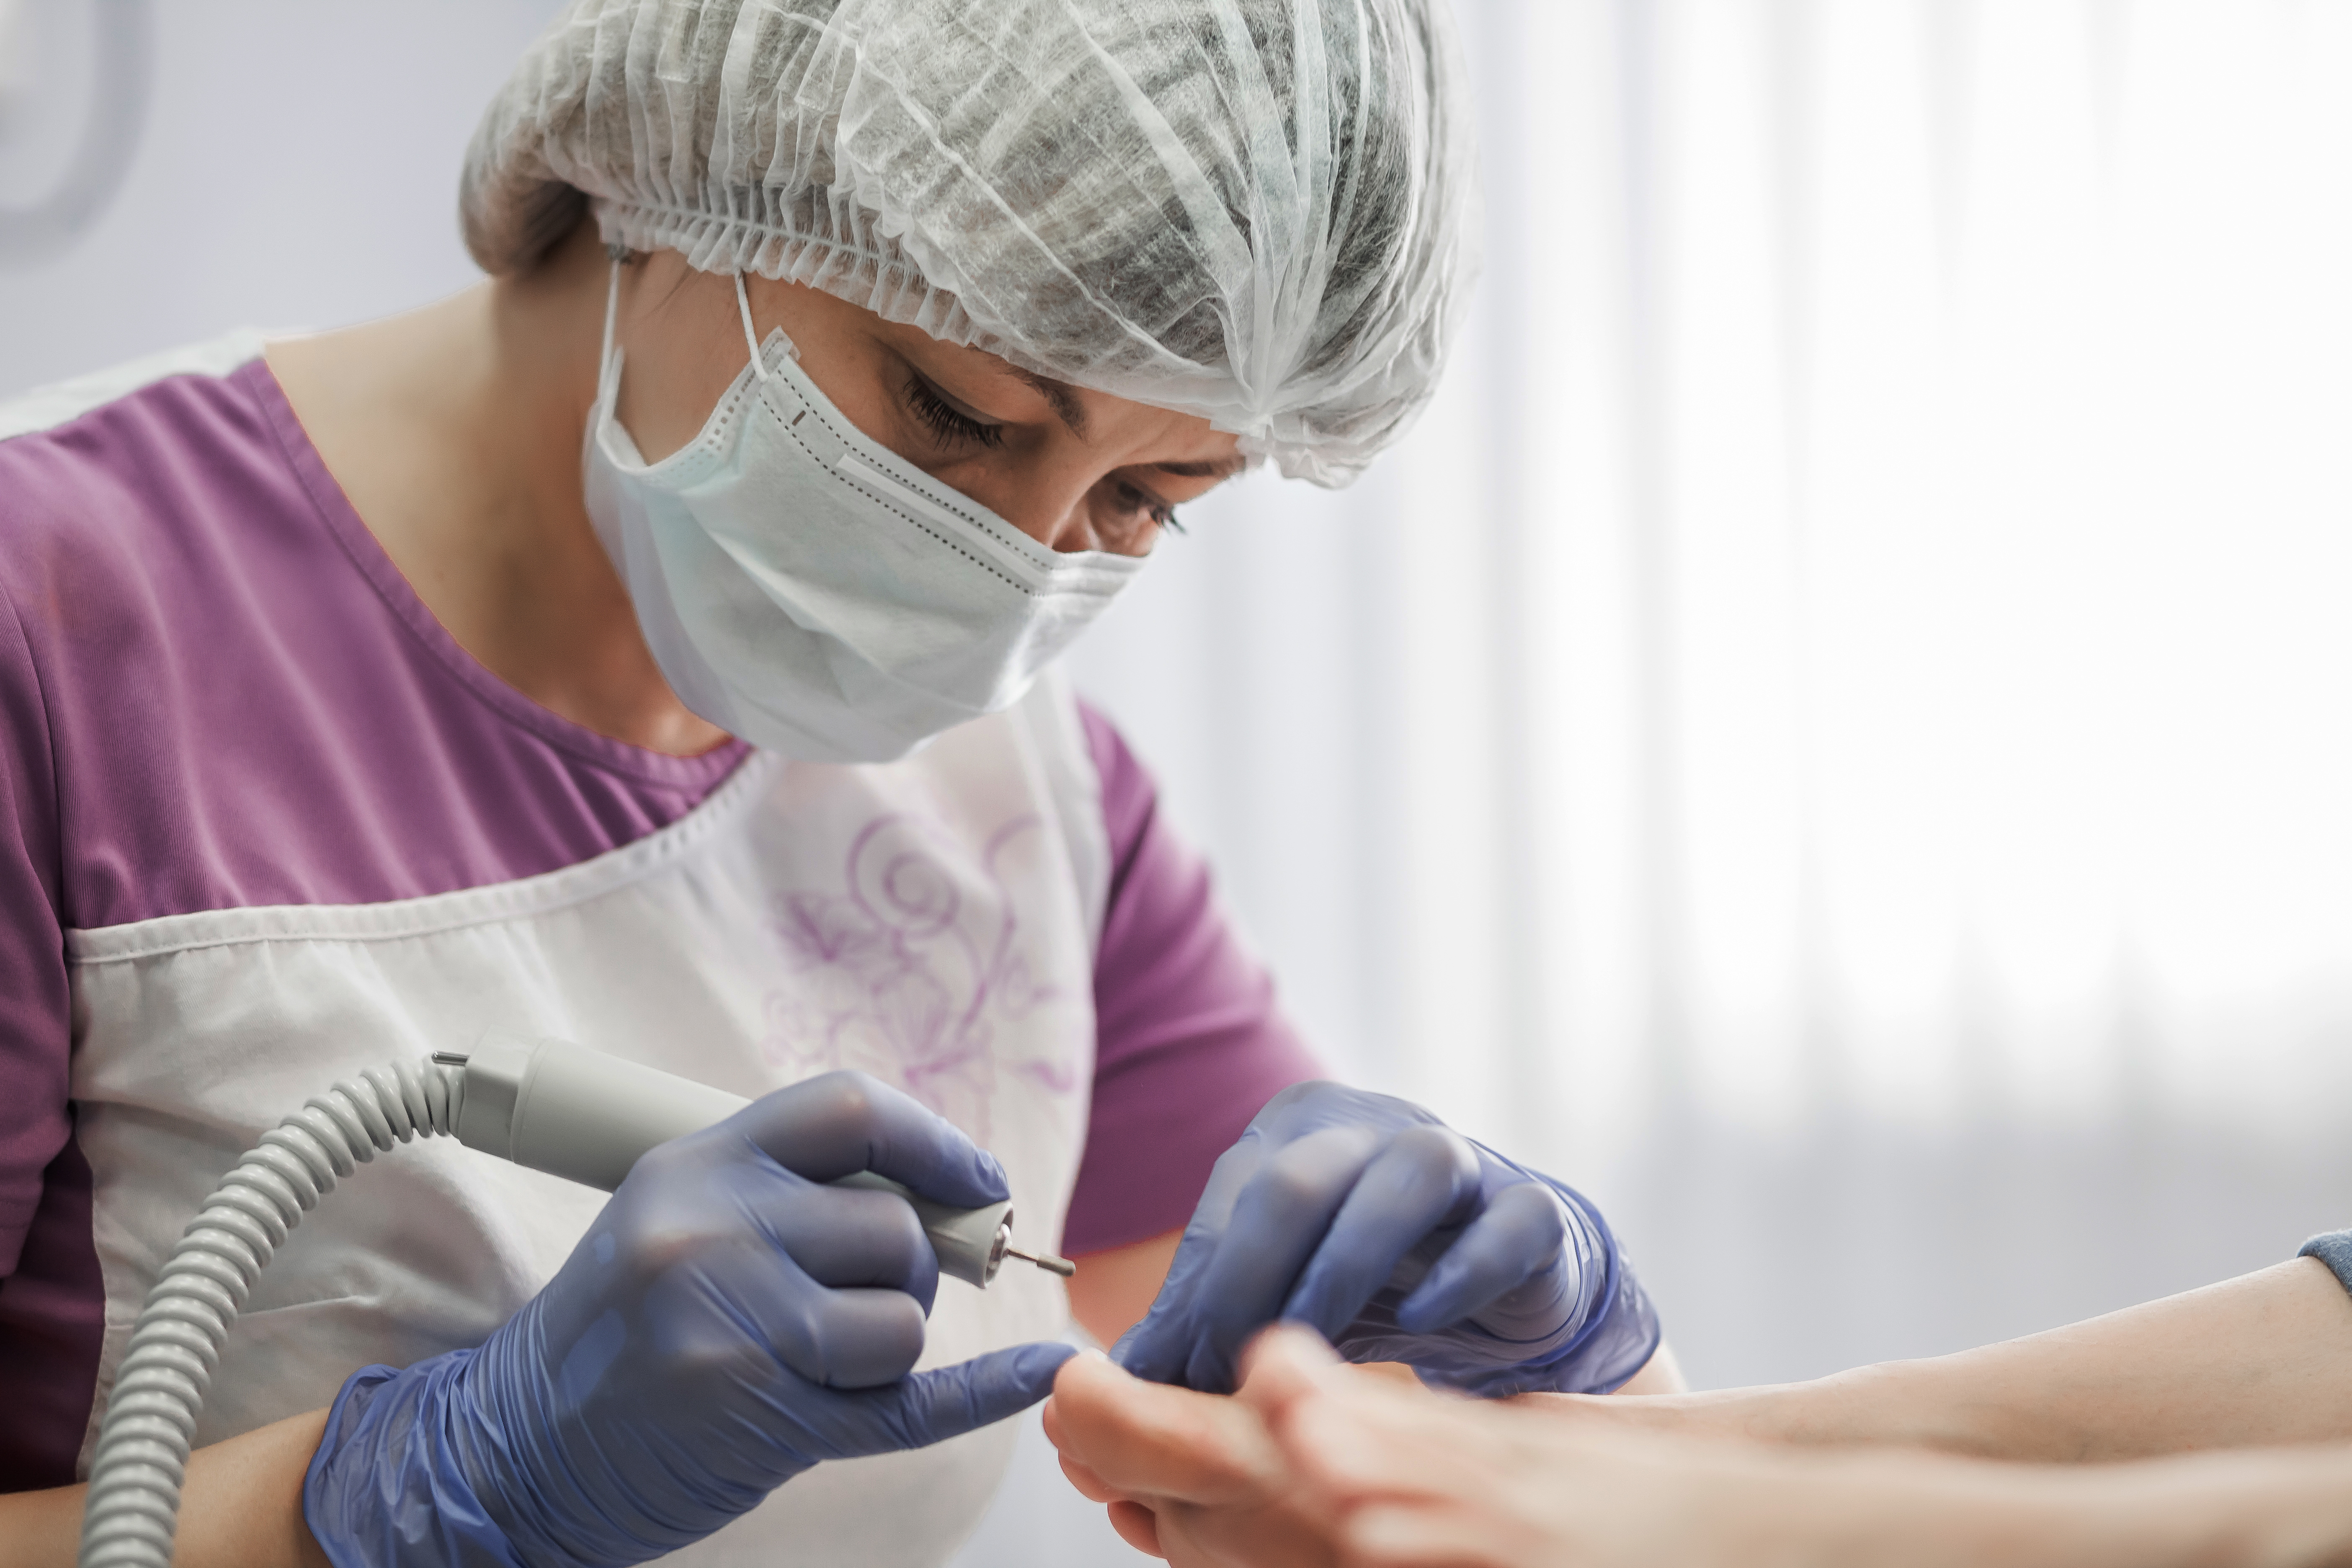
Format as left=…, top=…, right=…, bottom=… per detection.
left=1558, top=1257, right=2352, bottom=1461
left=0, top=1408, right=331, bottom=1568
left=1067, top=1228, right=1184, bottom=1349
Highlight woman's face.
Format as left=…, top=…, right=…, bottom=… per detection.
left=611, top=252, right=1245, bottom=557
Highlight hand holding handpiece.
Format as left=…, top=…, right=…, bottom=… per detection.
left=1113, top=1081, right=1658, bottom=1397
left=302, top=1067, right=1075, bottom=1568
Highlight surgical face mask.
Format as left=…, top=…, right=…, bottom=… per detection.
left=581, top=263, right=1146, bottom=763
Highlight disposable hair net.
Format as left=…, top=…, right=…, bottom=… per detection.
left=461, top=0, right=1477, bottom=485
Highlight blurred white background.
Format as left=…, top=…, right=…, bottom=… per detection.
left=7, top=2, right=2352, bottom=1563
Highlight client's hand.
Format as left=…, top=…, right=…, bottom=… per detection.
left=1240, top=1327, right=2104, bottom=1568
left=1045, top=1349, right=1344, bottom=1566
left=1063, top=1321, right=2352, bottom=1568
left=1047, top=1336, right=1786, bottom=1568
left=1240, top=1326, right=1795, bottom=1568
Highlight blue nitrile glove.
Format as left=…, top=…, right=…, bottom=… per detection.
left=302, top=1071, right=1075, bottom=1568
left=1113, top=1081, right=1659, bottom=1398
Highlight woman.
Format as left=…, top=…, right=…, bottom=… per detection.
left=0, top=3, right=1671, bottom=1565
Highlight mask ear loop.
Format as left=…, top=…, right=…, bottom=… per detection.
left=734, top=271, right=771, bottom=384
left=597, top=248, right=625, bottom=409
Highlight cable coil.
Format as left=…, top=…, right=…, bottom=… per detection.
left=75, top=1057, right=465, bottom=1568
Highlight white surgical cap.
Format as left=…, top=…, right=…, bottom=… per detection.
left=460, top=0, right=1477, bottom=485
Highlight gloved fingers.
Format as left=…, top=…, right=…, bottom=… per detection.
left=726, top=1070, right=1007, bottom=1209
left=1250, top=1079, right=1429, bottom=1143
left=1109, top=1233, right=1229, bottom=1385
left=1180, top=1125, right=1384, bottom=1393
left=1278, top=1124, right=1481, bottom=1342
left=1107, top=1295, right=1190, bottom=1386
left=1394, top=1179, right=1570, bottom=1335
left=748, top=1177, right=942, bottom=1309
left=804, top=1341, right=1077, bottom=1456
left=724, top=1277, right=931, bottom=1390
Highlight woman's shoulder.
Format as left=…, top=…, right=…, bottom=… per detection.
left=0, top=333, right=303, bottom=622
left=0, top=330, right=275, bottom=450
left=0, top=336, right=758, bottom=931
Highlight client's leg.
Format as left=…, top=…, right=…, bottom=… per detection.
left=1243, top=1325, right=2352, bottom=1568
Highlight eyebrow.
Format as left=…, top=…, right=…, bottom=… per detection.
left=1153, top=455, right=1248, bottom=480
left=1009, top=368, right=1091, bottom=439
left=1003, top=366, right=1244, bottom=480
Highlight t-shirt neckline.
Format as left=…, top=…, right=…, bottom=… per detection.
left=237, top=354, right=750, bottom=791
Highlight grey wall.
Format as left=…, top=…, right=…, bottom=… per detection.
left=0, top=2, right=550, bottom=396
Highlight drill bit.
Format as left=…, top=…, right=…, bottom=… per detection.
left=1005, top=1245, right=1076, bottom=1278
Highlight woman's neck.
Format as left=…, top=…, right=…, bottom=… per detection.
left=264, top=224, right=730, bottom=758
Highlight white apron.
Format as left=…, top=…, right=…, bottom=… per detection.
left=67, top=678, right=1108, bottom=1567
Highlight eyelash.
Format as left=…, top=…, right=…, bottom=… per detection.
left=1117, top=482, right=1186, bottom=535
left=903, top=371, right=1186, bottom=537
left=904, top=374, right=1005, bottom=450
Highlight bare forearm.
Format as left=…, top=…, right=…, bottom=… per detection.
left=1066, top=1229, right=1184, bottom=1350
left=0, top=1408, right=332, bottom=1568
left=1550, top=1259, right=2352, bottom=1462
left=1798, top=1444, right=2352, bottom=1568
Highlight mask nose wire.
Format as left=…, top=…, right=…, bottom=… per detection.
left=734, top=271, right=771, bottom=384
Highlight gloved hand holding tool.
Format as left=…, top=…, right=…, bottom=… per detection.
left=302, top=1071, right=1074, bottom=1568
left=1113, top=1082, right=1658, bottom=1398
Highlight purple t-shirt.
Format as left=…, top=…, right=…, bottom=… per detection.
left=0, top=352, right=1319, bottom=1491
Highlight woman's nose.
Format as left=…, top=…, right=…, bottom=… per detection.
left=986, top=468, right=1106, bottom=555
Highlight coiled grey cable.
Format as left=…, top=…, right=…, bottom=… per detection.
left=75, top=1056, right=464, bottom=1568
left=69, top=1032, right=1070, bottom=1566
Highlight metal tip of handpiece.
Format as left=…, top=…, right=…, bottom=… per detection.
left=1005, top=1246, right=1076, bottom=1279
left=430, top=1051, right=471, bottom=1067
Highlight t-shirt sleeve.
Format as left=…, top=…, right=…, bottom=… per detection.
left=0, top=573, right=70, bottom=1280
left=1063, top=703, right=1326, bottom=1255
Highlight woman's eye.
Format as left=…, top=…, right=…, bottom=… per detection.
left=1114, top=480, right=1184, bottom=534
left=904, top=374, right=1006, bottom=449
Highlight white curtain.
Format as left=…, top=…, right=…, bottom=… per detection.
left=1070, top=0, right=2352, bottom=1388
